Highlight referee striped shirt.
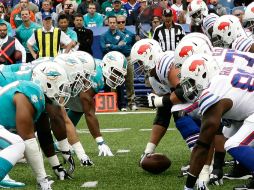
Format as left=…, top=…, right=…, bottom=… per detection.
left=153, top=23, right=185, bottom=51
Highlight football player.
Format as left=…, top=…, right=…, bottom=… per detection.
left=0, top=78, right=54, bottom=190
left=181, top=53, right=254, bottom=190
left=0, top=62, right=74, bottom=181
left=130, top=39, right=209, bottom=185
left=212, top=15, right=254, bottom=53
left=56, top=51, right=127, bottom=159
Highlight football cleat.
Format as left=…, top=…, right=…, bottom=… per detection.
left=81, top=155, right=94, bottom=166
left=37, top=177, right=53, bottom=190
left=209, top=168, right=223, bottom=185
left=233, top=178, right=254, bottom=190
left=62, top=150, right=75, bottom=174
left=196, top=181, right=209, bottom=190
left=52, top=164, right=73, bottom=180
left=224, top=162, right=252, bottom=180
left=0, top=175, right=25, bottom=188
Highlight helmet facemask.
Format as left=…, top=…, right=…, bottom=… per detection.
left=245, top=20, right=254, bottom=34
left=181, top=78, right=200, bottom=102
left=105, top=67, right=125, bottom=89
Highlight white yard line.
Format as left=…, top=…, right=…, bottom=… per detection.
left=95, top=111, right=156, bottom=115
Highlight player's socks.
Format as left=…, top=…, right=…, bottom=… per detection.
left=48, top=155, right=61, bottom=168
left=175, top=115, right=200, bottom=150
left=228, top=146, right=254, bottom=171
left=72, top=142, right=86, bottom=160
left=24, top=138, right=47, bottom=181
left=58, top=139, right=69, bottom=152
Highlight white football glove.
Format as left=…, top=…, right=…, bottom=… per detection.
left=147, top=93, right=163, bottom=108
left=81, top=154, right=94, bottom=166
left=98, top=144, right=114, bottom=156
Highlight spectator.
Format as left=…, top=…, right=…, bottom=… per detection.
left=0, top=3, right=12, bottom=36
left=73, top=13, right=93, bottom=54
left=100, top=16, right=128, bottom=111
left=127, top=0, right=146, bottom=26
left=27, top=12, right=73, bottom=58
left=123, top=0, right=140, bottom=22
left=116, top=15, right=138, bottom=110
left=58, top=13, right=78, bottom=51
left=16, top=9, right=41, bottom=62
left=153, top=8, right=185, bottom=51
left=10, top=0, right=35, bottom=29
left=208, top=0, right=227, bottom=16
left=56, top=0, right=78, bottom=14
left=232, top=7, right=245, bottom=25
left=0, top=23, right=26, bottom=64
left=101, top=0, right=113, bottom=15
left=35, top=0, right=58, bottom=26
left=60, top=0, right=77, bottom=27
left=159, top=0, right=177, bottom=23
left=148, top=16, right=161, bottom=38
left=13, top=1, right=39, bottom=14
left=77, top=0, right=101, bottom=15
left=171, top=0, right=183, bottom=14
left=83, top=3, right=103, bottom=27
left=105, top=0, right=127, bottom=24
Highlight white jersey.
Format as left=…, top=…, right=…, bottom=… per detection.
left=149, top=52, right=175, bottom=96
left=199, top=65, right=254, bottom=121
left=212, top=47, right=254, bottom=68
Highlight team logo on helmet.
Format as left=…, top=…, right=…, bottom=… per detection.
left=45, top=70, right=61, bottom=80
left=218, top=22, right=230, bottom=31
left=179, top=46, right=194, bottom=58
left=189, top=60, right=205, bottom=73
left=251, top=7, right=254, bottom=13
left=137, top=44, right=151, bottom=55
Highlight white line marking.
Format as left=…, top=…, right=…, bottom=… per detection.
left=139, top=128, right=176, bottom=131
left=116, top=149, right=130, bottom=153
left=77, top=128, right=131, bottom=134
left=95, top=111, right=156, bottom=115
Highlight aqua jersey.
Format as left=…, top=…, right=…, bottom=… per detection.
left=0, top=80, right=45, bottom=130
left=0, top=69, right=32, bottom=87
left=0, top=63, right=35, bottom=73
left=66, top=62, right=104, bottom=112
left=91, top=61, right=104, bottom=93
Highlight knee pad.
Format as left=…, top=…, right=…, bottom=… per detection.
left=174, top=113, right=200, bottom=149
left=67, top=110, right=83, bottom=127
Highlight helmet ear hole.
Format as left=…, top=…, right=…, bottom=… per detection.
left=202, top=72, right=206, bottom=79
left=228, top=32, right=231, bottom=36
left=47, top=83, right=51, bottom=89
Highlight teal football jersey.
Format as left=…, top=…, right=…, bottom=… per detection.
left=0, top=80, right=45, bottom=130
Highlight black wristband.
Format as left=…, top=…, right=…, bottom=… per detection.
left=174, top=84, right=187, bottom=103
left=162, top=95, right=172, bottom=106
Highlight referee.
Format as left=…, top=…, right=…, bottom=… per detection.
left=153, top=9, right=185, bottom=51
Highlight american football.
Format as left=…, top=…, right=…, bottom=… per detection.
left=140, top=153, right=171, bottom=174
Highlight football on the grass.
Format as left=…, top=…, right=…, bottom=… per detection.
left=140, top=153, right=171, bottom=174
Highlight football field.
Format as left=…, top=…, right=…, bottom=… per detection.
left=10, top=111, right=247, bottom=189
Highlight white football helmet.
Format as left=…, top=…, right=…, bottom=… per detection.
left=130, top=39, right=163, bottom=71
left=31, top=61, right=71, bottom=106
left=243, top=2, right=254, bottom=34
left=212, top=15, right=247, bottom=48
left=102, top=51, right=127, bottom=89
left=54, top=53, right=94, bottom=97
left=180, top=54, right=220, bottom=102
left=174, top=32, right=213, bottom=69
left=188, top=0, right=208, bottom=25
left=202, top=13, right=219, bottom=39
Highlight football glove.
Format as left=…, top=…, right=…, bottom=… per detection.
left=52, top=164, right=73, bottom=180
left=98, top=144, right=114, bottom=156
left=62, top=150, right=75, bottom=174
left=147, top=93, right=163, bottom=108
left=139, top=153, right=152, bottom=166
left=81, top=155, right=94, bottom=166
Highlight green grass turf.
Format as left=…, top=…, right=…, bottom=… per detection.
left=9, top=112, right=248, bottom=189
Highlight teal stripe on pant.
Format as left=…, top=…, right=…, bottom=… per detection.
left=0, top=157, right=13, bottom=181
